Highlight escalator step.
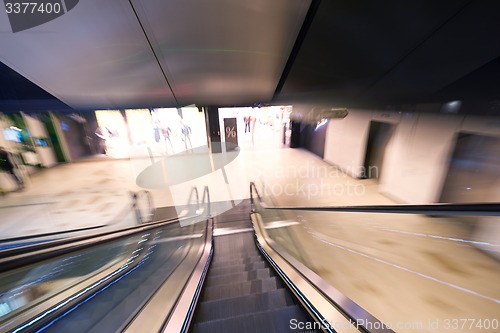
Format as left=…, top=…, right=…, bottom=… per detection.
left=208, top=261, right=266, bottom=277
left=202, top=277, right=282, bottom=302
left=205, top=268, right=271, bottom=287
left=209, top=256, right=263, bottom=269
left=215, top=243, right=260, bottom=252
left=211, top=254, right=262, bottom=266
left=212, top=221, right=250, bottom=226
left=212, top=221, right=251, bottom=228
left=214, top=232, right=256, bottom=254
left=196, top=288, right=294, bottom=322
left=215, top=246, right=261, bottom=255
left=213, top=234, right=256, bottom=250
left=214, top=211, right=250, bottom=217
left=213, top=248, right=259, bottom=257
left=213, top=214, right=250, bottom=219
left=191, top=305, right=318, bottom=333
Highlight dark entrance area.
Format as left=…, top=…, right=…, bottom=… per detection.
left=440, top=133, right=500, bottom=203
left=363, top=121, right=394, bottom=180
left=55, top=114, right=92, bottom=161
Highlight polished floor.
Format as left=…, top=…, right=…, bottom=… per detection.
left=1, top=123, right=499, bottom=333
left=262, top=209, right=500, bottom=333
left=0, top=123, right=289, bottom=238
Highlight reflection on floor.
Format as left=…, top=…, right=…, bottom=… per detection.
left=262, top=208, right=500, bottom=333
left=0, top=159, right=143, bottom=239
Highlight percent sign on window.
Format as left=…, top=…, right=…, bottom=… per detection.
left=226, top=126, right=236, bottom=138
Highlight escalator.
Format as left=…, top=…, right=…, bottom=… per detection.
left=3, top=182, right=490, bottom=333
left=0, top=213, right=207, bottom=333
left=32, top=228, right=197, bottom=333
left=191, top=200, right=317, bottom=332
left=0, top=195, right=321, bottom=333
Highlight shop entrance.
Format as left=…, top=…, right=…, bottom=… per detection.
left=218, top=106, right=292, bottom=150
left=440, top=133, right=500, bottom=203
left=363, top=121, right=394, bottom=180
left=94, top=107, right=208, bottom=158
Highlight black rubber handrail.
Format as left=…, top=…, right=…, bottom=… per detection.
left=249, top=181, right=500, bottom=333
left=0, top=186, right=211, bottom=258
left=0, top=190, right=151, bottom=246
left=0, top=215, right=184, bottom=260
left=0, top=215, right=196, bottom=274
left=0, top=186, right=212, bottom=271
left=0, top=224, right=104, bottom=247
left=1, top=186, right=212, bottom=333
left=263, top=203, right=500, bottom=215
left=187, top=187, right=200, bottom=211
left=187, top=186, right=211, bottom=217
left=250, top=182, right=500, bottom=215
left=133, top=190, right=156, bottom=224
left=201, top=186, right=211, bottom=217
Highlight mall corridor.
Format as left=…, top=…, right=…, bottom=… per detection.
left=1, top=0, right=500, bottom=332
left=0, top=137, right=499, bottom=332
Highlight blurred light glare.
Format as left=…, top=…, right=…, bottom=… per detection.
left=315, top=118, right=328, bottom=131
left=441, top=100, right=462, bottom=113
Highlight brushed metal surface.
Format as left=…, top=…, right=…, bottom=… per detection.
left=0, top=0, right=176, bottom=109
left=123, top=0, right=309, bottom=106
left=251, top=213, right=363, bottom=333
left=0, top=0, right=310, bottom=109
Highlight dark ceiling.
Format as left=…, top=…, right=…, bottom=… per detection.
left=276, top=0, right=500, bottom=114
left=2, top=0, right=500, bottom=115
left=0, top=61, right=70, bottom=112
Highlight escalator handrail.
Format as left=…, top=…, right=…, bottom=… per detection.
left=252, top=213, right=393, bottom=333
left=250, top=181, right=500, bottom=215
left=0, top=214, right=187, bottom=259
left=0, top=214, right=197, bottom=274
left=0, top=185, right=212, bottom=272
left=187, top=186, right=200, bottom=212
left=0, top=186, right=210, bottom=260
left=2, top=187, right=212, bottom=333
left=189, top=185, right=211, bottom=217
left=133, top=190, right=156, bottom=224
left=0, top=189, right=148, bottom=246
left=249, top=181, right=262, bottom=213
left=201, top=185, right=211, bottom=217
left=250, top=181, right=499, bottom=333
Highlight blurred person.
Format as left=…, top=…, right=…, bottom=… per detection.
left=161, top=126, right=173, bottom=152
left=251, top=115, right=257, bottom=145
left=244, top=115, right=252, bottom=133
left=180, top=120, right=192, bottom=150
left=150, top=109, right=162, bottom=143
left=95, top=126, right=110, bottom=154
left=0, top=146, right=23, bottom=190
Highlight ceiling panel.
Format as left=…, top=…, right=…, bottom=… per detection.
left=0, top=0, right=176, bottom=109
left=432, top=56, right=500, bottom=102
left=3, top=0, right=499, bottom=113
left=361, top=0, right=500, bottom=104
left=276, top=0, right=476, bottom=105
left=131, top=0, right=310, bottom=106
